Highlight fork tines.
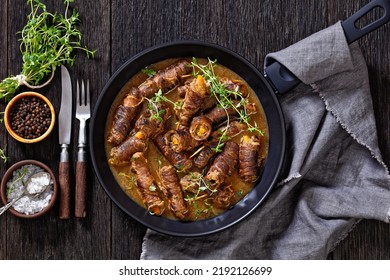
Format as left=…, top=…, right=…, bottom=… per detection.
left=76, top=79, right=90, bottom=108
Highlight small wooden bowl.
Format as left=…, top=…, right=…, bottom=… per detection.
left=4, top=91, right=55, bottom=144
left=0, top=160, right=58, bottom=218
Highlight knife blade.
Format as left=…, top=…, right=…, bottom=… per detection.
left=58, top=65, right=72, bottom=219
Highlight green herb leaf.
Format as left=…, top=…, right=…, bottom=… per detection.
left=142, top=68, right=157, bottom=77
left=0, top=0, right=95, bottom=101
left=190, top=58, right=264, bottom=142
left=0, top=145, right=8, bottom=163
left=144, top=90, right=168, bottom=123
left=118, top=172, right=136, bottom=185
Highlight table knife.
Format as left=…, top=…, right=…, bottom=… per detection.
left=58, top=65, right=72, bottom=219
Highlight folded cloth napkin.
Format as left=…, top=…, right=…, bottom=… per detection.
left=140, top=22, right=390, bottom=260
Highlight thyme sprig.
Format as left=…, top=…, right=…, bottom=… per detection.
left=6, top=166, right=29, bottom=196
left=154, top=88, right=182, bottom=111
left=118, top=172, right=136, bottom=191
left=0, top=0, right=95, bottom=101
left=213, top=128, right=230, bottom=153
left=190, top=58, right=263, bottom=152
left=194, top=199, right=216, bottom=218
left=184, top=172, right=217, bottom=203
left=144, top=90, right=167, bottom=122
left=0, top=146, right=8, bottom=163
left=142, top=68, right=157, bottom=77
left=144, top=89, right=183, bottom=122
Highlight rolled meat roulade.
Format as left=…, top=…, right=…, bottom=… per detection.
left=239, top=135, right=261, bottom=183
left=205, top=141, right=239, bottom=188
left=159, top=165, right=188, bottom=219
left=130, top=152, right=165, bottom=216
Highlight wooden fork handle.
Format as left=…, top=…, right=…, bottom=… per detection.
left=75, top=147, right=87, bottom=218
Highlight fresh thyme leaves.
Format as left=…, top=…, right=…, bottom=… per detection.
left=144, top=89, right=183, bottom=121
left=118, top=172, right=137, bottom=190
left=236, top=189, right=243, bottom=196
left=0, top=0, right=95, bottom=101
left=142, top=68, right=157, bottom=77
left=0, top=145, right=8, bottom=163
left=154, top=88, right=182, bottom=111
left=7, top=166, right=29, bottom=196
left=213, top=128, right=230, bottom=153
left=193, top=198, right=215, bottom=218
left=0, top=79, right=20, bottom=101
left=144, top=90, right=166, bottom=122
left=184, top=171, right=217, bottom=204
left=190, top=57, right=263, bottom=151
left=202, top=199, right=216, bottom=214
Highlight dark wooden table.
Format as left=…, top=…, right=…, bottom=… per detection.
left=1, top=0, right=389, bottom=260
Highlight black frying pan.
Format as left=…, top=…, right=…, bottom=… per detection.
left=90, top=0, right=390, bottom=237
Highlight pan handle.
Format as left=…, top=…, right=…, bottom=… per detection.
left=264, top=62, right=299, bottom=94
left=265, top=0, right=390, bottom=94
left=342, top=0, right=390, bottom=44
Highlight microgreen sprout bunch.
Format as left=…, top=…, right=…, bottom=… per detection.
left=0, top=0, right=95, bottom=101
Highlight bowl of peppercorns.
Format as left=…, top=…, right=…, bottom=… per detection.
left=4, top=91, right=55, bottom=143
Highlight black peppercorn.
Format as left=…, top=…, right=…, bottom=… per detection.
left=9, top=96, right=52, bottom=139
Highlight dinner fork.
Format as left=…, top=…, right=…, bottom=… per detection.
left=75, top=79, right=90, bottom=218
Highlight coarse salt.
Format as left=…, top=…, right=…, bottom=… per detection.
left=26, top=172, right=51, bottom=194
left=6, top=164, right=53, bottom=215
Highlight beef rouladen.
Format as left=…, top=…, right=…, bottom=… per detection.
left=193, top=121, right=247, bottom=169
left=159, top=165, right=188, bottom=219
left=130, top=152, right=165, bottom=216
left=107, top=59, right=191, bottom=146
left=107, top=87, right=142, bottom=145
left=239, top=135, right=262, bottom=183
left=105, top=58, right=268, bottom=221
left=109, top=102, right=169, bottom=165
left=205, top=141, right=239, bottom=188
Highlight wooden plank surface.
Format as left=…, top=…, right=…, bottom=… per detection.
left=0, top=0, right=389, bottom=260
left=0, top=0, right=7, bottom=261
left=326, top=0, right=390, bottom=260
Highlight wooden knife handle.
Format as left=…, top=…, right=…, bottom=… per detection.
left=59, top=161, right=71, bottom=219
left=75, top=161, right=87, bottom=218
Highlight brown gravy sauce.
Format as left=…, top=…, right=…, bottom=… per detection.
left=105, top=58, right=269, bottom=220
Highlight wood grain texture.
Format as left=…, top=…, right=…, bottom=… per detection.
left=0, top=0, right=389, bottom=260
left=75, top=161, right=87, bottom=218
left=326, top=0, right=390, bottom=260
left=0, top=0, right=7, bottom=261
left=59, top=161, right=71, bottom=219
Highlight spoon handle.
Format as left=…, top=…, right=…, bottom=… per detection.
left=0, top=195, right=23, bottom=216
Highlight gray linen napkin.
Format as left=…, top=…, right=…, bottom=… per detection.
left=140, top=22, right=390, bottom=260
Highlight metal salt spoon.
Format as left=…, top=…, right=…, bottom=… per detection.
left=0, top=171, right=50, bottom=216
